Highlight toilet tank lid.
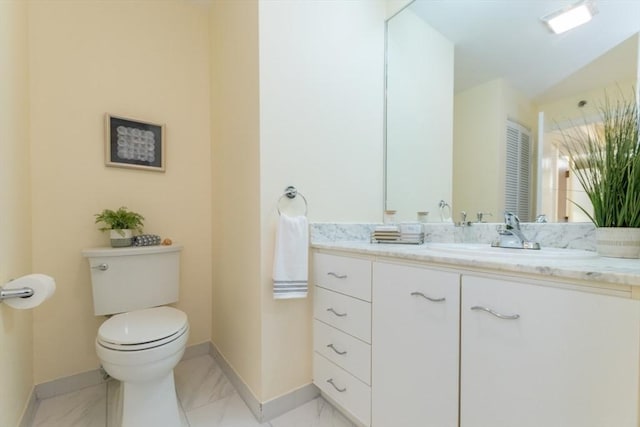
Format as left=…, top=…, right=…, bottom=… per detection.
left=82, top=244, right=183, bottom=258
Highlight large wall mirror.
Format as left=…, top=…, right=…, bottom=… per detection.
left=385, top=0, right=640, bottom=223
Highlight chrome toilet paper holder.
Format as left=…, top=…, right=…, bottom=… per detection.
left=0, top=282, right=34, bottom=302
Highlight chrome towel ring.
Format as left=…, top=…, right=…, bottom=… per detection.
left=277, top=186, right=308, bottom=216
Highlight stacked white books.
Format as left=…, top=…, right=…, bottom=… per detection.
left=371, top=223, right=425, bottom=244
left=398, top=222, right=425, bottom=244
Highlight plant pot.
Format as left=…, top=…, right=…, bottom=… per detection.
left=596, top=227, right=640, bottom=259
left=109, top=229, right=134, bottom=248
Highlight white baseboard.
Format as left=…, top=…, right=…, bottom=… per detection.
left=35, top=368, right=105, bottom=400
left=23, top=341, right=318, bottom=425
left=208, top=341, right=319, bottom=422
left=33, top=340, right=211, bottom=401
left=182, top=340, right=211, bottom=360
left=18, top=388, right=37, bottom=427
left=261, top=382, right=320, bottom=422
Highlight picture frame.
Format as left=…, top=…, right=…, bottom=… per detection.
left=105, top=114, right=165, bottom=172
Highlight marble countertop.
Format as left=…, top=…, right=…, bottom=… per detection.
left=312, top=241, right=640, bottom=287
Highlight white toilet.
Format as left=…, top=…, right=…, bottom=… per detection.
left=82, top=245, right=188, bottom=427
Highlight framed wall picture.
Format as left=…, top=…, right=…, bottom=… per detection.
left=105, top=114, right=165, bottom=172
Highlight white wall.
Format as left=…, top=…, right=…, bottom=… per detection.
left=387, top=0, right=412, bottom=18
left=258, top=0, right=385, bottom=400
left=0, top=1, right=34, bottom=425
left=385, top=8, right=453, bottom=222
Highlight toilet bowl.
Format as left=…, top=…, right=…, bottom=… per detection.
left=96, top=306, right=189, bottom=427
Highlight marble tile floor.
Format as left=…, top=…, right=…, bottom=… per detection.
left=30, top=354, right=355, bottom=427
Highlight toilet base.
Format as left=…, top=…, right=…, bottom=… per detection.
left=119, top=372, right=181, bottom=427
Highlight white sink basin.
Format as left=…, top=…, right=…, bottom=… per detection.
left=426, top=243, right=597, bottom=260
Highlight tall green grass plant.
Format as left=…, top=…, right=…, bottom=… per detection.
left=560, top=94, right=640, bottom=228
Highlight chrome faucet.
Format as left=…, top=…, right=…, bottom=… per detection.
left=505, top=212, right=527, bottom=242
left=476, top=211, right=492, bottom=223
left=535, top=214, right=548, bottom=223
left=492, top=211, right=540, bottom=249
left=456, top=211, right=472, bottom=227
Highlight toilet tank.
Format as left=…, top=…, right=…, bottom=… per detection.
left=82, top=245, right=183, bottom=316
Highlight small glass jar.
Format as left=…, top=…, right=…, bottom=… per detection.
left=417, top=211, right=429, bottom=223
left=383, top=210, right=397, bottom=224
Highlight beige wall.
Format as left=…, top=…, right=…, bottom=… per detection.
left=453, top=80, right=503, bottom=218
left=0, top=1, right=34, bottom=425
left=637, top=33, right=640, bottom=99
left=210, top=0, right=264, bottom=399
left=539, top=80, right=637, bottom=130
left=28, top=0, right=212, bottom=384
left=453, top=79, right=536, bottom=219
left=11, top=0, right=384, bottom=406
left=210, top=0, right=385, bottom=402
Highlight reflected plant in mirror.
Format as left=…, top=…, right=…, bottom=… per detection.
left=559, top=93, right=640, bottom=228
left=384, top=0, right=640, bottom=223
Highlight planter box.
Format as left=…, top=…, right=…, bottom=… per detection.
left=596, top=228, right=640, bottom=259
left=109, top=229, right=134, bottom=248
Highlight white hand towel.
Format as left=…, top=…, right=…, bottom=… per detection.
left=273, top=214, right=309, bottom=299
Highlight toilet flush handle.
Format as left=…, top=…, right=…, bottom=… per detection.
left=91, top=264, right=109, bottom=271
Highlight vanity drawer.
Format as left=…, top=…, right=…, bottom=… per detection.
left=314, top=286, right=371, bottom=343
left=314, top=319, right=371, bottom=385
left=314, top=253, right=371, bottom=301
left=314, top=353, right=371, bottom=426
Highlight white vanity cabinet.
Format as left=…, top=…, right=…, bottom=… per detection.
left=372, top=262, right=460, bottom=427
left=312, top=249, right=640, bottom=427
left=312, top=252, right=372, bottom=426
left=461, top=275, right=640, bottom=427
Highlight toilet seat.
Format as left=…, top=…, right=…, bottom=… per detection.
left=98, top=306, right=188, bottom=351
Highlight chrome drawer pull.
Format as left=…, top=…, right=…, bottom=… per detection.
left=326, top=378, right=347, bottom=393
left=326, top=343, right=347, bottom=355
left=326, top=307, right=347, bottom=317
left=410, top=291, right=445, bottom=302
left=327, top=272, right=347, bottom=279
left=471, top=305, right=520, bottom=320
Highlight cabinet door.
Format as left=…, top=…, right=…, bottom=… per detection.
left=461, top=275, right=640, bottom=427
left=372, top=262, right=460, bottom=427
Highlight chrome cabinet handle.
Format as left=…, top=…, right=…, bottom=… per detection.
left=326, top=378, right=346, bottom=393
left=471, top=305, right=520, bottom=320
left=326, top=343, right=347, bottom=355
left=411, top=291, right=445, bottom=302
left=91, top=264, right=108, bottom=271
left=327, top=272, right=347, bottom=279
left=326, top=307, right=347, bottom=317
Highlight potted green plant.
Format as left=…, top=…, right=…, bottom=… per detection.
left=560, top=93, right=640, bottom=258
left=95, top=207, right=145, bottom=247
